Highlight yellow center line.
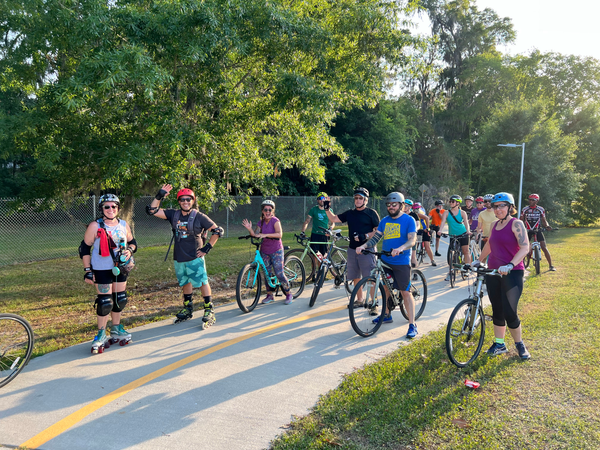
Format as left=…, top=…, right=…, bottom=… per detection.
left=21, top=305, right=347, bottom=449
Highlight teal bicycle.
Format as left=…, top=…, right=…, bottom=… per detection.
left=236, top=236, right=306, bottom=313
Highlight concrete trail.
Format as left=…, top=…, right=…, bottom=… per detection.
left=0, top=250, right=480, bottom=450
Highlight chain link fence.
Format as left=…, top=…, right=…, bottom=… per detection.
left=1, top=196, right=399, bottom=267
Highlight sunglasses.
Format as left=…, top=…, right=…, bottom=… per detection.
left=354, top=196, right=365, bottom=200
left=386, top=202, right=399, bottom=208
left=492, top=203, right=509, bottom=209
left=178, top=197, right=193, bottom=202
left=263, top=208, right=273, bottom=212
left=103, top=205, right=118, bottom=210
left=318, top=197, right=326, bottom=200
left=449, top=200, right=457, bottom=203
left=476, top=202, right=483, bottom=204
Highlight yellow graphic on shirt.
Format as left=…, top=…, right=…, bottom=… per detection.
left=383, top=222, right=402, bottom=240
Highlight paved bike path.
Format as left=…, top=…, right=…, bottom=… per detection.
left=0, top=253, right=482, bottom=450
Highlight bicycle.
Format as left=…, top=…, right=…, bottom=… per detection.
left=524, top=227, right=557, bottom=275
left=308, top=229, right=350, bottom=307
left=442, top=233, right=469, bottom=288
left=415, top=234, right=427, bottom=266
left=445, top=264, right=501, bottom=367
left=348, top=249, right=427, bottom=337
left=235, top=236, right=306, bottom=313
left=469, top=234, right=482, bottom=262
left=0, top=313, right=35, bottom=388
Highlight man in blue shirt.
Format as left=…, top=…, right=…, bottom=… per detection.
left=356, top=192, right=418, bottom=339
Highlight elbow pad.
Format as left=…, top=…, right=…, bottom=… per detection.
left=211, top=226, right=224, bottom=237
left=146, top=205, right=159, bottom=216
left=79, top=240, right=92, bottom=258
left=127, top=238, right=138, bottom=253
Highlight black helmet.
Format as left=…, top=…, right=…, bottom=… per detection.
left=434, top=199, right=444, bottom=206
left=385, top=192, right=404, bottom=203
left=354, top=187, right=369, bottom=198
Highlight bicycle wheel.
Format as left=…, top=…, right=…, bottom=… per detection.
left=329, top=248, right=347, bottom=279
left=236, top=263, right=262, bottom=313
left=450, top=251, right=459, bottom=288
left=523, top=250, right=531, bottom=269
left=284, top=255, right=306, bottom=298
left=348, top=277, right=386, bottom=337
left=445, top=298, right=485, bottom=368
left=344, top=276, right=355, bottom=295
left=417, top=243, right=426, bottom=266
left=400, top=269, right=427, bottom=321
left=0, top=313, right=35, bottom=388
left=534, top=246, right=541, bottom=275
left=284, top=248, right=317, bottom=282
left=309, top=265, right=327, bottom=307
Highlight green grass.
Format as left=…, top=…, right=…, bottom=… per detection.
left=270, top=227, right=600, bottom=449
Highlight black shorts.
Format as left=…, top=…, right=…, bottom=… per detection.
left=451, top=235, right=470, bottom=247
left=418, top=229, right=431, bottom=242
left=309, top=233, right=329, bottom=256
left=383, top=264, right=411, bottom=292
left=94, top=269, right=128, bottom=284
left=527, top=230, right=545, bottom=243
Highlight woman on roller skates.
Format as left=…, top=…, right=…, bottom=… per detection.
left=79, top=194, right=137, bottom=354
left=241, top=199, right=293, bottom=305
left=146, top=184, right=223, bottom=328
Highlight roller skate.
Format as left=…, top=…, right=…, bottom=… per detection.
left=109, top=324, right=132, bottom=346
left=174, top=300, right=193, bottom=324
left=201, top=302, right=216, bottom=330
left=91, top=328, right=110, bottom=354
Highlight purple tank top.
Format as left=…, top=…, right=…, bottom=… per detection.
left=488, top=218, right=525, bottom=270
left=259, top=217, right=283, bottom=254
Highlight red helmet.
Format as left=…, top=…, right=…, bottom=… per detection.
left=177, top=188, right=195, bottom=200
left=475, top=196, right=484, bottom=202
left=528, top=193, right=540, bottom=201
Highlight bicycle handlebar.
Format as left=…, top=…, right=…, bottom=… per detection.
left=453, top=263, right=501, bottom=276
left=360, top=248, right=398, bottom=257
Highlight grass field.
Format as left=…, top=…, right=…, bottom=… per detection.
left=269, top=227, right=600, bottom=449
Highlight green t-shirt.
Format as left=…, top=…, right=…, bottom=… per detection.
left=308, top=206, right=332, bottom=235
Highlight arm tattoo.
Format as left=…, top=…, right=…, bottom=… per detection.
left=364, top=232, right=382, bottom=248
left=515, top=220, right=528, bottom=246
left=406, top=232, right=417, bottom=247
left=98, top=284, right=111, bottom=294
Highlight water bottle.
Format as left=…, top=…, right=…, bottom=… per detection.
left=316, top=252, right=323, bottom=261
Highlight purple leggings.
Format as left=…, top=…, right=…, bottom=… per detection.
left=261, top=249, right=290, bottom=293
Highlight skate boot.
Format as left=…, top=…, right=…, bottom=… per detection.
left=201, top=302, right=216, bottom=329
left=91, top=328, right=109, bottom=354
left=110, top=324, right=132, bottom=346
left=174, top=300, right=193, bottom=324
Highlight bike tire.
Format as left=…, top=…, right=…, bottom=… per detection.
left=534, top=246, right=541, bottom=275
left=329, top=248, right=347, bottom=279
left=523, top=251, right=531, bottom=269
left=0, top=313, right=35, bottom=388
left=445, top=298, right=485, bottom=368
left=284, top=248, right=317, bottom=282
left=309, top=265, right=327, bottom=307
left=417, top=243, right=426, bottom=266
left=450, top=251, right=459, bottom=288
left=400, top=269, right=427, bottom=321
left=284, top=255, right=306, bottom=298
left=348, top=277, right=386, bottom=337
left=235, top=263, right=262, bottom=313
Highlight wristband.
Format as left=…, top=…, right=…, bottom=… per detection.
left=200, top=243, right=213, bottom=254
left=155, top=189, right=168, bottom=201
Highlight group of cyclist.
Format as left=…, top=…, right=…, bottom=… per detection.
left=80, top=185, right=554, bottom=358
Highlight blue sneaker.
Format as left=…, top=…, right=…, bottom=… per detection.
left=486, top=342, right=508, bottom=356
left=372, top=314, right=393, bottom=324
left=406, top=323, right=418, bottom=339
left=515, top=341, right=531, bottom=360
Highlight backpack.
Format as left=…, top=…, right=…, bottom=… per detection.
left=164, top=210, right=202, bottom=261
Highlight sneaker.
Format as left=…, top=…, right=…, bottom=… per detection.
left=284, top=294, right=293, bottom=305
left=431, top=260, right=437, bottom=267
left=406, top=323, right=418, bottom=339
left=444, top=274, right=450, bottom=282
left=369, top=305, right=380, bottom=316
left=549, top=266, right=557, bottom=271
left=486, top=342, right=508, bottom=356
left=435, top=251, right=442, bottom=257
left=515, top=341, right=531, bottom=360
left=372, top=314, right=393, bottom=324
left=262, top=293, right=274, bottom=304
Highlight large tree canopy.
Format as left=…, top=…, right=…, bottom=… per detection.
left=1, top=0, right=418, bottom=206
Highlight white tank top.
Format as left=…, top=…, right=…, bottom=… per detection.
left=91, top=219, right=128, bottom=270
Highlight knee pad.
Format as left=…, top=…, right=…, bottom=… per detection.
left=112, top=291, right=128, bottom=312
left=95, top=294, right=113, bottom=317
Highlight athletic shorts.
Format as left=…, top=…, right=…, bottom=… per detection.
left=452, top=234, right=470, bottom=247
left=382, top=264, right=411, bottom=292
left=309, top=233, right=329, bottom=256
left=94, top=269, right=127, bottom=284
left=347, top=248, right=376, bottom=280
left=174, top=257, right=209, bottom=288
left=527, top=230, right=545, bottom=243
left=418, top=229, right=431, bottom=242
left=430, top=225, right=440, bottom=234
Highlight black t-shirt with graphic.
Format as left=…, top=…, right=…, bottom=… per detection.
left=337, top=208, right=380, bottom=249
left=164, top=209, right=215, bottom=262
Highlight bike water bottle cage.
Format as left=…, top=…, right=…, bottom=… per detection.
left=79, top=240, right=92, bottom=258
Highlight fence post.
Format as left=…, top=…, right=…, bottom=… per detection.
left=303, top=196, right=306, bottom=221
left=226, top=207, right=229, bottom=238
left=92, top=195, right=96, bottom=219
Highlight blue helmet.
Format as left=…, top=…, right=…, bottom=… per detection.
left=492, top=192, right=515, bottom=205
left=404, top=198, right=414, bottom=206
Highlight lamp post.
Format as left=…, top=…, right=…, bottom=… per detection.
left=497, top=142, right=525, bottom=214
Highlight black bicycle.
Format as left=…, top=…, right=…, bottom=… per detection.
left=349, top=249, right=427, bottom=337
left=309, top=228, right=350, bottom=307
left=442, top=233, right=469, bottom=288
left=0, top=313, right=35, bottom=388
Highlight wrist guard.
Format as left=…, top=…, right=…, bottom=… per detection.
left=84, top=267, right=94, bottom=281
left=155, top=189, right=168, bottom=201
left=127, top=238, right=138, bottom=253
left=200, top=243, right=213, bottom=254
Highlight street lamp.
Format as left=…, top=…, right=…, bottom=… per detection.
left=497, top=142, right=526, bottom=214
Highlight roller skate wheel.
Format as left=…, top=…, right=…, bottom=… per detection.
left=119, top=339, right=126, bottom=346
left=104, top=341, right=110, bottom=349
left=91, top=348, right=97, bottom=354
left=98, top=346, right=104, bottom=354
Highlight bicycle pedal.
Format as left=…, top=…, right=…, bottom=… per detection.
left=484, top=314, right=493, bottom=321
